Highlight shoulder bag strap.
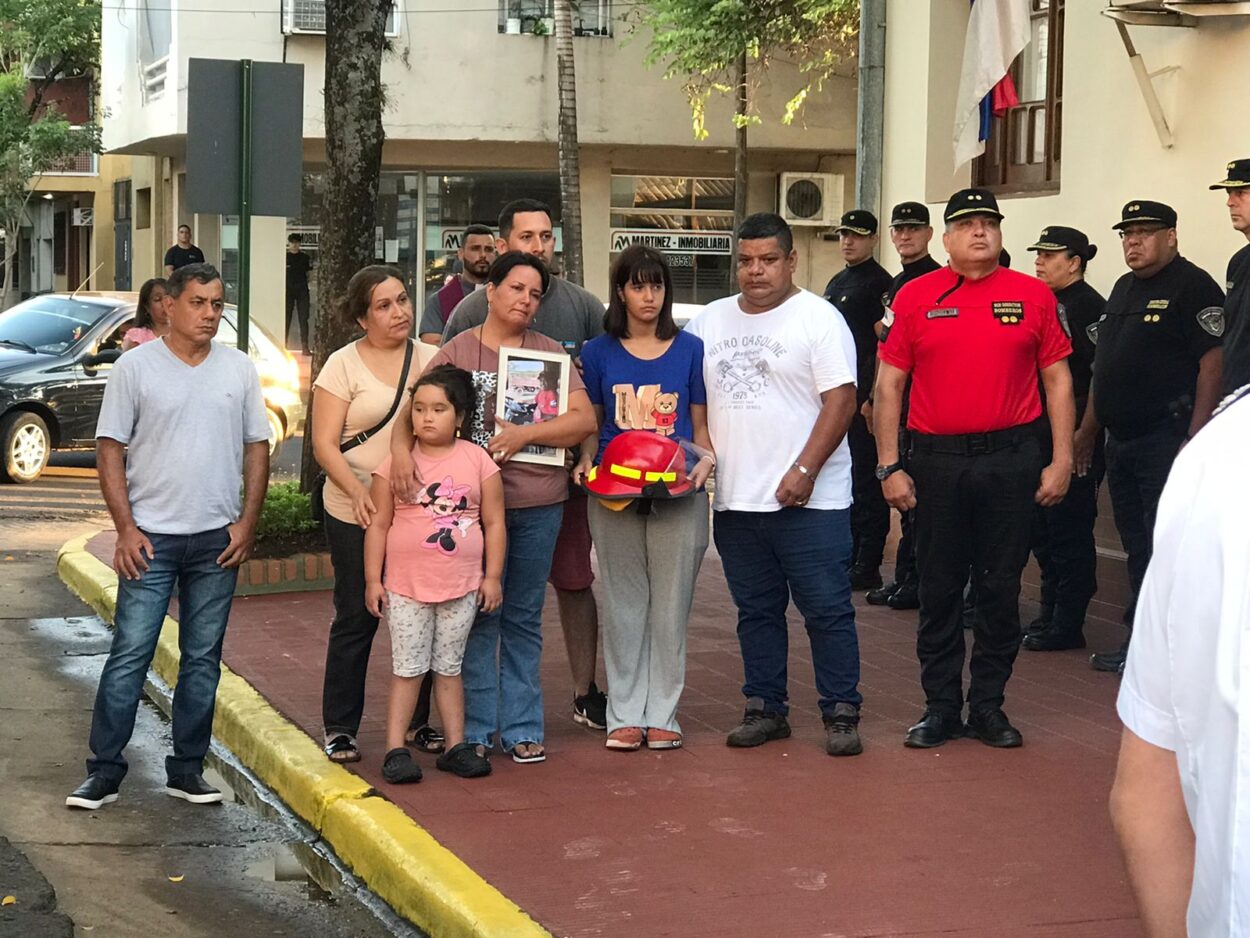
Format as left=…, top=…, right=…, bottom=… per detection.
left=340, top=340, right=415, bottom=454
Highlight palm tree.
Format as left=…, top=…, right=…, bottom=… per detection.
left=554, top=0, right=583, bottom=286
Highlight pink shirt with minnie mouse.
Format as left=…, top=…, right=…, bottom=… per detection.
left=373, top=439, right=500, bottom=603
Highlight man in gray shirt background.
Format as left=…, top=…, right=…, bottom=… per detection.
left=67, top=263, right=271, bottom=811
left=437, top=199, right=611, bottom=730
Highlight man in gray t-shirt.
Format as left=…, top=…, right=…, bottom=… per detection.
left=67, top=263, right=270, bottom=812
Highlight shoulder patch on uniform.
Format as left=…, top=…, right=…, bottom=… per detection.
left=1146, top=299, right=1170, bottom=311
left=882, top=306, right=895, bottom=327
left=1056, top=303, right=1071, bottom=338
left=1211, top=383, right=1250, bottom=419
left=1085, top=317, right=1102, bottom=346
left=1197, top=306, right=1225, bottom=337
left=992, top=301, right=1025, bottom=325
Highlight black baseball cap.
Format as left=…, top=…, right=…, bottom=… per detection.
left=1027, top=225, right=1097, bottom=261
left=1112, top=200, right=1177, bottom=230
left=1210, top=158, right=1250, bottom=190
left=889, top=202, right=930, bottom=227
left=835, top=210, right=878, bottom=236
left=943, top=188, right=1003, bottom=223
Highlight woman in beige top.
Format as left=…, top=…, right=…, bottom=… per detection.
left=311, top=265, right=435, bottom=764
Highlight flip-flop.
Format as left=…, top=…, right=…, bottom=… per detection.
left=509, top=742, right=546, bottom=764
left=324, top=733, right=361, bottom=764
left=405, top=724, right=446, bottom=754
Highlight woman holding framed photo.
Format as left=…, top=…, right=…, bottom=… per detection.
left=391, top=252, right=596, bottom=763
left=575, top=246, right=714, bottom=752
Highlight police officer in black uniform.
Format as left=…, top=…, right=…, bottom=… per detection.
left=1087, top=201, right=1225, bottom=673
left=865, top=201, right=942, bottom=609
left=1023, top=226, right=1105, bottom=652
left=824, top=210, right=894, bottom=590
left=1211, top=158, right=1250, bottom=396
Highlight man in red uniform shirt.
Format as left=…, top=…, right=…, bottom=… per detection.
left=874, top=188, right=1075, bottom=749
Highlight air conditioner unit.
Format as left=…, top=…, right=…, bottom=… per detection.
left=73, top=208, right=94, bottom=227
left=282, top=0, right=401, bottom=37
left=779, top=173, right=842, bottom=227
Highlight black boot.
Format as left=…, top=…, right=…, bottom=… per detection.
left=886, top=578, right=919, bottom=610
left=866, top=581, right=898, bottom=605
left=1023, top=607, right=1086, bottom=651
left=849, top=562, right=883, bottom=591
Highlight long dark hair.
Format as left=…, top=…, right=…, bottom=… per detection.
left=341, top=265, right=405, bottom=328
left=411, top=364, right=478, bottom=438
left=134, top=277, right=168, bottom=330
left=605, top=246, right=676, bottom=340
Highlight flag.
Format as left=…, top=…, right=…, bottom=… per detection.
left=953, top=0, right=1031, bottom=169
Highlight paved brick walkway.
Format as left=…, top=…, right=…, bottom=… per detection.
left=87, top=532, right=1139, bottom=937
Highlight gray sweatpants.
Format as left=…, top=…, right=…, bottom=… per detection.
left=587, top=492, right=710, bottom=733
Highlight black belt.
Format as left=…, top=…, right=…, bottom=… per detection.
left=910, top=420, right=1041, bottom=456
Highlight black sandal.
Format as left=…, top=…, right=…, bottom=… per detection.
left=436, top=742, right=492, bottom=779
left=324, top=733, right=361, bottom=764
left=381, top=747, right=423, bottom=784
left=406, top=724, right=446, bottom=754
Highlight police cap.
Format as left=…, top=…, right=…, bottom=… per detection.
left=889, top=202, right=930, bottom=227
left=1209, top=158, right=1250, bottom=190
left=1112, top=200, right=1177, bottom=230
left=1026, top=225, right=1097, bottom=261
left=943, top=188, right=1003, bottom=223
left=835, top=210, right=878, bottom=236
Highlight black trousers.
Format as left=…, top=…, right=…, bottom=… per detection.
left=1105, top=423, right=1184, bottom=629
left=286, top=286, right=310, bottom=352
left=1031, top=438, right=1105, bottom=631
left=322, top=514, right=431, bottom=737
left=848, top=412, right=890, bottom=569
left=911, top=432, right=1042, bottom=714
left=894, top=429, right=917, bottom=584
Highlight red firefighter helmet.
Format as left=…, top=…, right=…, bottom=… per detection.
left=582, top=431, right=695, bottom=500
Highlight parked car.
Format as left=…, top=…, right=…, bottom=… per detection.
left=0, top=292, right=305, bottom=483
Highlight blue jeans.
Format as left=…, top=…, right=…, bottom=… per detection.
left=712, top=508, right=862, bottom=717
left=87, top=527, right=239, bottom=782
left=462, top=503, right=563, bottom=751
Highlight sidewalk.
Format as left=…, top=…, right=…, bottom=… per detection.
left=71, top=530, right=1139, bottom=938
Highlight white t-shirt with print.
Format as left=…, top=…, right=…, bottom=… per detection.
left=686, top=288, right=856, bottom=512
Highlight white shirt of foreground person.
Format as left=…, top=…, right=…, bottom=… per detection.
left=1116, top=388, right=1250, bottom=936
left=686, top=289, right=856, bottom=512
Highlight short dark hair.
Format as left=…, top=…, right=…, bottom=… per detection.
left=287, top=233, right=303, bottom=243
left=134, top=277, right=168, bottom=329
left=177, top=224, right=191, bottom=234
left=341, top=264, right=404, bottom=327
left=165, top=263, right=221, bottom=298
left=463, top=224, right=494, bottom=240
left=605, top=246, right=677, bottom=340
left=487, top=251, right=551, bottom=294
left=412, top=364, right=477, bottom=426
left=498, top=199, right=553, bottom=240
left=738, top=213, right=794, bottom=254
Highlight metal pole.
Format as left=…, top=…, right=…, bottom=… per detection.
left=237, top=59, right=254, bottom=352
left=854, top=0, right=887, bottom=220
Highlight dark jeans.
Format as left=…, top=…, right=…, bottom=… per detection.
left=712, top=507, right=862, bottom=716
left=848, top=413, right=889, bottom=569
left=286, top=286, right=310, bottom=351
left=87, top=527, right=238, bottom=782
left=1105, top=423, right=1184, bottom=629
left=1032, top=440, right=1105, bottom=629
left=911, top=433, right=1042, bottom=714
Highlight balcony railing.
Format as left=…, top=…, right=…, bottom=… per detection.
left=141, top=56, right=168, bottom=102
left=46, top=127, right=99, bottom=177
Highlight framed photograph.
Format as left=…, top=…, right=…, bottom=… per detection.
left=496, top=346, right=571, bottom=467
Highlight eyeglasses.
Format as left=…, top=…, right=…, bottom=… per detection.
left=1118, top=226, right=1167, bottom=241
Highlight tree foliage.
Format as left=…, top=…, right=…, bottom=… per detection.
left=637, top=0, right=858, bottom=138
left=0, top=0, right=102, bottom=308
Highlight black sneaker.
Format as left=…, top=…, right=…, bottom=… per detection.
left=865, top=581, right=898, bottom=605
left=164, top=774, right=224, bottom=804
left=885, top=581, right=919, bottom=610
left=573, top=681, right=608, bottom=730
left=66, top=774, right=120, bottom=810
left=822, top=702, right=863, bottom=757
left=436, top=742, right=492, bottom=779
left=726, top=701, right=791, bottom=748
left=966, top=708, right=1023, bottom=748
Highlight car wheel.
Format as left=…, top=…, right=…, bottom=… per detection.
left=267, top=409, right=285, bottom=462
left=0, top=411, right=52, bottom=483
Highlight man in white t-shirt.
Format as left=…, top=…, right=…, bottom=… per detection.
left=1110, top=385, right=1250, bottom=937
left=686, top=212, right=863, bottom=757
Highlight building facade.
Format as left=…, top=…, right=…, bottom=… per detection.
left=101, top=0, right=861, bottom=349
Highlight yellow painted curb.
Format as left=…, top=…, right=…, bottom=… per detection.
left=57, top=534, right=550, bottom=938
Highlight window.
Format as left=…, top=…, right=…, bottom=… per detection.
left=113, top=180, right=131, bottom=222
left=135, top=187, right=152, bottom=230
left=138, top=0, right=171, bottom=101
left=974, top=0, right=1063, bottom=194
left=499, top=1, right=613, bottom=37
left=282, top=0, right=401, bottom=37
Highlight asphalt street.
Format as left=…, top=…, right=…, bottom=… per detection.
left=0, top=510, right=407, bottom=937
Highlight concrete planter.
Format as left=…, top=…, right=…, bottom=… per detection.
left=235, top=552, right=335, bottom=596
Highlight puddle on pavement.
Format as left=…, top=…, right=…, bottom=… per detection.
left=246, top=842, right=342, bottom=904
